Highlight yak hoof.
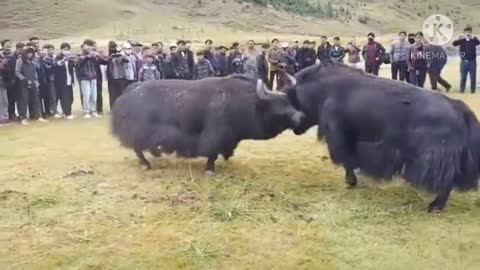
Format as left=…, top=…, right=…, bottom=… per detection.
left=205, top=170, right=215, bottom=177
left=427, top=201, right=446, bottom=214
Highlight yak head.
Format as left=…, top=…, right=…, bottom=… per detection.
left=255, top=79, right=307, bottom=138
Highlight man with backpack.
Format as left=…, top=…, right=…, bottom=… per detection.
left=362, top=32, right=386, bottom=76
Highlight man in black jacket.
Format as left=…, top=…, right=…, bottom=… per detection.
left=296, top=40, right=316, bottom=71
left=257, top=44, right=269, bottom=86
left=5, top=42, right=23, bottom=120
left=426, top=44, right=451, bottom=91
left=53, top=43, right=76, bottom=119
left=453, top=25, right=479, bottom=93
left=185, top=41, right=195, bottom=76
left=38, top=44, right=56, bottom=118
left=171, top=40, right=192, bottom=79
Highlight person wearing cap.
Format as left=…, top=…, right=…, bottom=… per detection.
left=139, top=53, right=161, bottom=81
left=330, top=37, right=345, bottom=63
left=296, top=40, right=316, bottom=71
left=171, top=40, right=193, bottom=79
left=15, top=47, right=46, bottom=124
left=362, top=32, right=386, bottom=76
left=267, top=38, right=282, bottom=89
left=317, top=36, right=331, bottom=64
left=453, top=25, right=479, bottom=93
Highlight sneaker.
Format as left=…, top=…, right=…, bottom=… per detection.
left=53, top=113, right=63, bottom=119
left=92, top=113, right=101, bottom=118
left=84, top=114, right=92, bottom=119
left=21, top=119, right=29, bottom=125
left=66, top=115, right=76, bottom=120
left=38, top=117, right=49, bottom=123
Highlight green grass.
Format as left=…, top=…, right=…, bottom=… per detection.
left=1, top=63, right=480, bottom=269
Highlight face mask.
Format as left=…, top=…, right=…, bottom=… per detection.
left=368, top=37, right=374, bottom=42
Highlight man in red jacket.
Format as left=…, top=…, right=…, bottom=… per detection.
left=362, top=32, right=385, bottom=76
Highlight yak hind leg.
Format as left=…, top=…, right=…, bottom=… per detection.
left=135, top=149, right=151, bottom=170
left=345, top=168, right=357, bottom=188
left=205, top=156, right=218, bottom=177
left=427, top=185, right=453, bottom=213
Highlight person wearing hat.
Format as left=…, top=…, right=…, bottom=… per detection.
left=296, top=40, right=316, bottom=71
left=267, top=38, right=282, bottom=89
left=453, top=25, right=479, bottom=93
left=362, top=32, right=386, bottom=76
left=15, top=47, right=47, bottom=124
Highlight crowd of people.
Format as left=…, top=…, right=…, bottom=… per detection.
left=0, top=25, right=478, bottom=126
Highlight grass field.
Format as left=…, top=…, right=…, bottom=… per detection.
left=1, top=63, right=480, bottom=269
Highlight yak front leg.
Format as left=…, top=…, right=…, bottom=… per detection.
left=135, top=149, right=151, bottom=170
left=427, top=185, right=453, bottom=213
left=204, top=156, right=217, bottom=177
left=345, top=168, right=357, bottom=187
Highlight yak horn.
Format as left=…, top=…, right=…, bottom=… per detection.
left=286, top=73, right=297, bottom=86
left=256, top=79, right=270, bottom=99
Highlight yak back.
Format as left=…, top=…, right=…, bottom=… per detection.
left=111, top=76, right=272, bottom=156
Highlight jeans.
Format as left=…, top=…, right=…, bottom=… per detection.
left=80, top=79, right=97, bottom=114
left=460, top=60, right=477, bottom=93
left=409, top=67, right=427, bottom=88
left=0, top=88, right=9, bottom=121
left=391, top=60, right=407, bottom=81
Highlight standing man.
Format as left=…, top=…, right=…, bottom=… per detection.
left=15, top=47, right=46, bottom=124
left=92, top=41, right=108, bottom=115
left=0, top=47, right=9, bottom=124
left=407, top=32, right=428, bottom=88
left=453, top=25, right=479, bottom=93
left=53, top=43, right=76, bottom=119
left=193, top=51, right=215, bottom=80
left=38, top=44, right=57, bottom=118
left=390, top=31, right=410, bottom=81
left=185, top=41, right=195, bottom=77
left=296, top=40, right=316, bottom=71
left=346, top=38, right=362, bottom=69
left=317, top=36, right=331, bottom=64
left=426, top=43, right=451, bottom=91
left=257, top=44, right=269, bottom=86
left=204, top=39, right=215, bottom=64
left=330, top=37, right=345, bottom=63
left=267, top=38, right=282, bottom=89
left=4, top=42, right=22, bottom=121
left=362, top=32, right=385, bottom=76
left=77, top=40, right=100, bottom=118
left=213, top=46, right=228, bottom=77
left=242, top=40, right=259, bottom=78
left=171, top=40, right=193, bottom=80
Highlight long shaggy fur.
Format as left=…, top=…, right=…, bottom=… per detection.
left=111, top=76, right=301, bottom=165
left=288, top=63, right=479, bottom=194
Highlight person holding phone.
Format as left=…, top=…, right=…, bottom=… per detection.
left=453, top=25, right=479, bottom=93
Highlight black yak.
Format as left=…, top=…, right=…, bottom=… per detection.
left=111, top=75, right=306, bottom=175
left=286, top=63, right=480, bottom=212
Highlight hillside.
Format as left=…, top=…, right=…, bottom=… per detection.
left=0, top=0, right=479, bottom=43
